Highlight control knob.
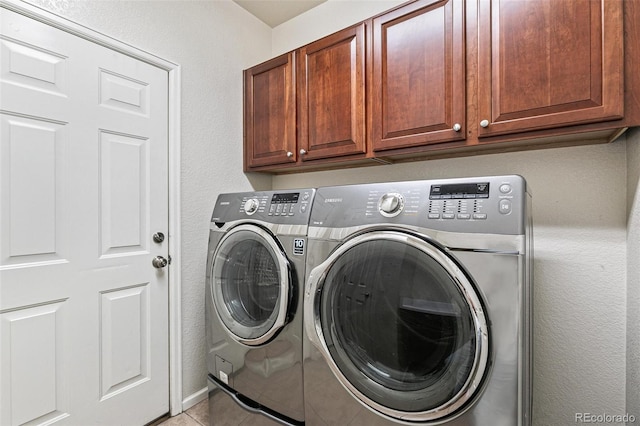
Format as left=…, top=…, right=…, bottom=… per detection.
left=378, top=193, right=404, bottom=217
left=243, top=198, right=259, bottom=215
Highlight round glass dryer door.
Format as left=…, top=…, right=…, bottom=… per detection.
left=211, top=224, right=290, bottom=346
left=307, top=231, right=489, bottom=422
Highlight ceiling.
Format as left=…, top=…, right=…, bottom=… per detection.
left=233, top=0, right=328, bottom=28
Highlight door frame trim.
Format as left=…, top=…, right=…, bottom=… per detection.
left=0, top=0, right=184, bottom=416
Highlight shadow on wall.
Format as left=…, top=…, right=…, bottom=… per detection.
left=627, top=127, right=640, bottom=222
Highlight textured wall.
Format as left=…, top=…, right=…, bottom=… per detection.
left=272, top=0, right=404, bottom=55
left=25, top=0, right=272, bottom=403
left=627, top=128, right=640, bottom=425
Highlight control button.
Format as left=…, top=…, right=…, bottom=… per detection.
left=244, top=199, right=259, bottom=215
left=443, top=213, right=455, bottom=219
left=499, top=199, right=512, bottom=214
left=499, top=184, right=512, bottom=194
left=428, top=213, right=440, bottom=219
left=473, top=213, right=487, bottom=220
left=457, top=213, right=471, bottom=220
left=300, top=205, right=307, bottom=213
left=303, top=192, right=310, bottom=201
left=378, top=193, right=404, bottom=217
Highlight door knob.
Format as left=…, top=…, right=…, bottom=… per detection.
left=152, top=256, right=168, bottom=269
left=153, top=232, right=165, bottom=243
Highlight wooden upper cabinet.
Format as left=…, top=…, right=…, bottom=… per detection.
left=477, top=0, right=624, bottom=137
left=371, top=0, right=466, bottom=153
left=297, top=23, right=366, bottom=161
left=244, top=52, right=296, bottom=169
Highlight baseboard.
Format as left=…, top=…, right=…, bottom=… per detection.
left=182, top=387, right=208, bottom=411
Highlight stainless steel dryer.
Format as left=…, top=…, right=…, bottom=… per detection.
left=206, top=189, right=315, bottom=426
left=303, top=176, right=532, bottom=425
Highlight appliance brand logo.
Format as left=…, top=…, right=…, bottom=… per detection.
left=219, top=201, right=230, bottom=206
left=324, top=198, right=343, bottom=203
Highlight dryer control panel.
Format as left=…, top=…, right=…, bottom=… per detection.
left=312, top=176, right=529, bottom=235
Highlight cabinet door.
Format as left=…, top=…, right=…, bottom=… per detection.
left=244, top=53, right=296, bottom=169
left=371, top=0, right=465, bottom=152
left=477, top=0, right=623, bottom=137
left=297, top=24, right=366, bottom=161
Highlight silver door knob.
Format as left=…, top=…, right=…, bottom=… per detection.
left=152, top=256, right=168, bottom=269
left=299, top=149, right=307, bottom=155
left=153, top=232, right=165, bottom=243
left=453, top=123, right=461, bottom=132
left=286, top=151, right=293, bottom=158
left=480, top=120, right=489, bottom=128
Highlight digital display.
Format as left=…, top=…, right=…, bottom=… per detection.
left=271, top=193, right=300, bottom=203
left=429, top=183, right=489, bottom=199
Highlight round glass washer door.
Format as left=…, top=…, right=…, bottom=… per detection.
left=305, top=230, right=489, bottom=422
left=211, top=224, right=290, bottom=346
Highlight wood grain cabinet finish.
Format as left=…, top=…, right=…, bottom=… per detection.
left=477, top=0, right=624, bottom=137
left=297, top=23, right=366, bottom=161
left=244, top=52, right=296, bottom=169
left=243, top=0, right=636, bottom=172
left=372, top=0, right=465, bottom=152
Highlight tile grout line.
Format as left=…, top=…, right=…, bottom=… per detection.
left=185, top=411, right=206, bottom=426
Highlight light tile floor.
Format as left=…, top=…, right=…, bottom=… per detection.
left=158, top=399, right=208, bottom=426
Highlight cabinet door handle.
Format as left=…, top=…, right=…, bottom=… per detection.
left=286, top=151, right=293, bottom=158
left=480, top=120, right=489, bottom=128
left=453, top=123, right=461, bottom=132
left=299, top=149, right=307, bottom=155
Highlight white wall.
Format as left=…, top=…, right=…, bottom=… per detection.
left=24, top=0, right=273, bottom=405
left=627, top=127, right=640, bottom=425
left=271, top=1, right=631, bottom=425
left=272, top=0, right=404, bottom=55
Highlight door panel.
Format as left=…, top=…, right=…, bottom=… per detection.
left=99, top=131, right=149, bottom=256
left=99, top=284, right=150, bottom=400
left=244, top=53, right=296, bottom=168
left=0, top=8, right=169, bottom=426
left=477, top=0, right=623, bottom=137
left=297, top=23, right=366, bottom=160
left=1, top=301, right=70, bottom=426
left=372, top=0, right=465, bottom=151
left=2, top=116, right=67, bottom=262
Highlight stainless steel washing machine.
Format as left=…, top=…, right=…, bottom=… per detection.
left=206, top=189, right=315, bottom=426
left=303, top=176, right=532, bottom=425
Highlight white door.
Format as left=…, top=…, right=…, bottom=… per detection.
left=0, top=7, right=169, bottom=426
